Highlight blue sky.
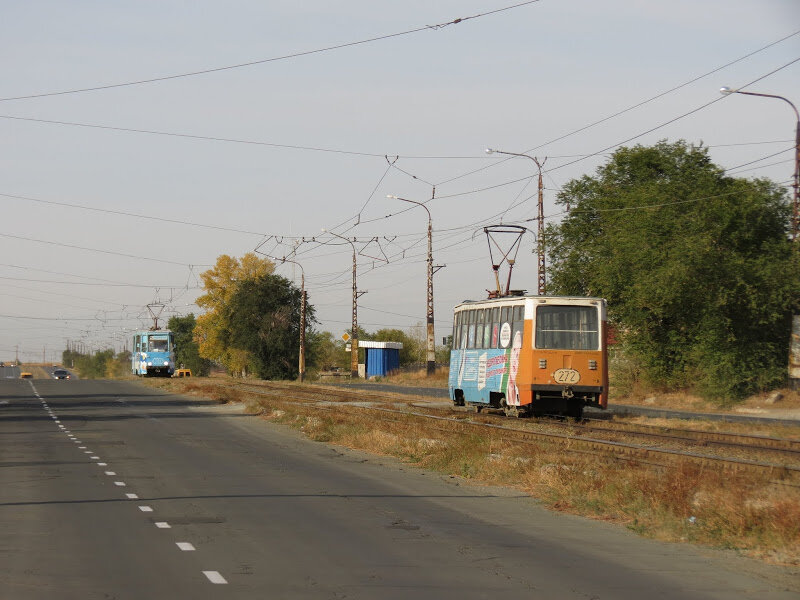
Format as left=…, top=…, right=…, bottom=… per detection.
left=0, top=0, right=798, bottom=361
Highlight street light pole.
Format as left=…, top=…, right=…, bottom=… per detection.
left=278, top=256, right=307, bottom=383
left=486, top=148, right=548, bottom=295
left=720, top=86, right=800, bottom=390
left=322, top=229, right=361, bottom=379
left=387, top=194, right=439, bottom=376
left=720, top=87, right=800, bottom=241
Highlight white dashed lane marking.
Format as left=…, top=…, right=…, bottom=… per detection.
left=31, top=384, right=231, bottom=589
left=203, top=571, right=228, bottom=585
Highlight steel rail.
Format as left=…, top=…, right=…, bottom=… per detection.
left=232, top=382, right=800, bottom=480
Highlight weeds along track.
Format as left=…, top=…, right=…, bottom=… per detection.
left=231, top=381, right=800, bottom=482
left=572, top=418, right=800, bottom=457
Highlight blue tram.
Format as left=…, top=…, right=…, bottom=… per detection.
left=131, top=329, right=176, bottom=377
left=448, top=296, right=608, bottom=418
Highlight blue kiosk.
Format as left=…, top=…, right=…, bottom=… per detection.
left=360, top=341, right=403, bottom=378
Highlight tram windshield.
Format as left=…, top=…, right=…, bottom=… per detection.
left=535, top=305, right=599, bottom=350
left=148, top=337, right=170, bottom=352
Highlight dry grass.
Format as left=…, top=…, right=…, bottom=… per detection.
left=141, top=376, right=800, bottom=566
left=374, top=367, right=450, bottom=386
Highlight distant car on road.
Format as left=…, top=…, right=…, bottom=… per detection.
left=20, top=372, right=33, bottom=379
left=52, top=369, right=70, bottom=380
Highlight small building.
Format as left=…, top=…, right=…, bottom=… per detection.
left=360, top=341, right=403, bottom=378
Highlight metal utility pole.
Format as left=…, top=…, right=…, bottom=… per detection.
left=720, top=87, right=800, bottom=389
left=534, top=156, right=547, bottom=295
left=278, top=256, right=307, bottom=383
left=486, top=148, right=547, bottom=294
left=322, top=230, right=362, bottom=379
left=387, top=193, right=444, bottom=376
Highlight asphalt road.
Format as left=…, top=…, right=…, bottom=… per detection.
left=0, top=364, right=21, bottom=380
left=1, top=378, right=797, bottom=599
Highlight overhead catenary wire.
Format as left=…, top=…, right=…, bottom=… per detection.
left=0, top=231, right=211, bottom=268
left=0, top=1, right=541, bottom=103
left=4, top=23, right=795, bottom=349
left=432, top=29, right=800, bottom=187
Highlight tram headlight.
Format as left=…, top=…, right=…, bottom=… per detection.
left=147, top=361, right=153, bottom=366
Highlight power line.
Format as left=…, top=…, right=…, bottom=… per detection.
left=0, top=191, right=266, bottom=236
left=0, top=231, right=211, bottom=267
left=0, top=275, right=197, bottom=287
left=0, top=114, right=389, bottom=158
left=0, top=1, right=541, bottom=102
left=433, top=29, right=800, bottom=187
left=546, top=56, right=800, bottom=177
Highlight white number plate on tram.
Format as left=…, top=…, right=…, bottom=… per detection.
left=553, top=368, right=580, bottom=384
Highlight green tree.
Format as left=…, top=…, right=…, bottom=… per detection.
left=62, top=348, right=129, bottom=379
left=368, top=327, right=425, bottom=366
left=221, top=273, right=315, bottom=379
left=546, top=140, right=799, bottom=400
left=194, top=253, right=275, bottom=374
left=167, top=314, right=212, bottom=376
left=307, top=331, right=349, bottom=371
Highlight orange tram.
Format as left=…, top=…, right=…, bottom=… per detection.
left=448, top=295, right=608, bottom=418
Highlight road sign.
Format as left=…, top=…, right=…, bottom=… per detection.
left=341, top=332, right=351, bottom=343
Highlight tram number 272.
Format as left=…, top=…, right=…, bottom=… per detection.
left=552, top=368, right=581, bottom=384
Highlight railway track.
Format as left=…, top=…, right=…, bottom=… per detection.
left=230, top=380, right=800, bottom=481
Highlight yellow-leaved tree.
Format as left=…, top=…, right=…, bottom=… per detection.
left=194, top=253, right=274, bottom=375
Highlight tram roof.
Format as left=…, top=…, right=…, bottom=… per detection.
left=131, top=329, right=174, bottom=335
left=453, top=295, right=604, bottom=310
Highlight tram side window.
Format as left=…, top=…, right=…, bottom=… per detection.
left=134, top=336, right=140, bottom=352
left=453, top=314, right=461, bottom=349
left=491, top=307, right=500, bottom=348
left=475, top=309, right=485, bottom=349
left=467, top=310, right=476, bottom=348
left=535, top=305, right=599, bottom=350
left=483, top=310, right=492, bottom=348
left=512, top=305, right=525, bottom=346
